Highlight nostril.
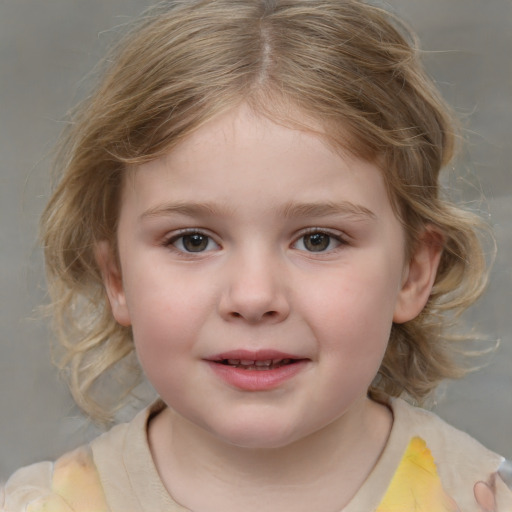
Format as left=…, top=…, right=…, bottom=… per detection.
left=229, top=310, right=279, bottom=321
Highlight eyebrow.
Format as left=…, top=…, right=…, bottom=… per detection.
left=140, top=200, right=375, bottom=221
left=140, top=201, right=234, bottom=220
left=279, top=201, right=376, bottom=220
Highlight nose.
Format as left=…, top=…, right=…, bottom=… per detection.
left=218, top=249, right=290, bottom=324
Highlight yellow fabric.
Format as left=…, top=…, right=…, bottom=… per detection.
left=376, top=436, right=459, bottom=512
left=24, top=448, right=108, bottom=512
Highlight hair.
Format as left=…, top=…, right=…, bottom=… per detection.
left=41, top=0, right=490, bottom=422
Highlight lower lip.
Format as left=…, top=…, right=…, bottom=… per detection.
left=207, top=361, right=308, bottom=391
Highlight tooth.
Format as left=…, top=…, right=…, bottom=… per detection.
left=272, top=359, right=283, bottom=365
left=227, top=359, right=240, bottom=365
left=255, top=360, right=272, bottom=367
left=240, top=360, right=255, bottom=365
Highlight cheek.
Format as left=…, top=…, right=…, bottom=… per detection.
left=122, top=273, right=211, bottom=364
left=124, top=259, right=215, bottom=324
left=299, top=264, right=399, bottom=383
left=302, top=267, right=399, bottom=334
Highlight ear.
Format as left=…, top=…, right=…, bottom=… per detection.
left=393, top=227, right=443, bottom=324
left=95, top=241, right=132, bottom=327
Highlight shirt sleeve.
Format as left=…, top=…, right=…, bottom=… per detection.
left=1, top=447, right=108, bottom=512
left=1, top=460, right=61, bottom=512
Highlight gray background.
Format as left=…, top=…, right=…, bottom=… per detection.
left=1, top=0, right=511, bottom=480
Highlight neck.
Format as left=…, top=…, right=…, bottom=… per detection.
left=148, top=397, right=392, bottom=512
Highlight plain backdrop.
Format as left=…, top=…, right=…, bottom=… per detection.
left=1, top=0, right=511, bottom=480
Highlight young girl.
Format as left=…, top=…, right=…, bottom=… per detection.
left=2, top=0, right=511, bottom=511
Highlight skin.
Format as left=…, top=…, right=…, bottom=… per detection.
left=97, top=105, right=443, bottom=511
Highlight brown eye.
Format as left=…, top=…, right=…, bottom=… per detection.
left=170, top=232, right=219, bottom=253
left=182, top=234, right=209, bottom=252
left=303, top=233, right=331, bottom=252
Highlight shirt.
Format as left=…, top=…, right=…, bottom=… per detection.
left=2, top=398, right=511, bottom=511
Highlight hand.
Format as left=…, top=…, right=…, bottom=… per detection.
left=474, top=463, right=512, bottom=512
left=474, top=480, right=496, bottom=512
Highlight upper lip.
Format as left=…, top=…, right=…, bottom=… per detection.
left=207, top=349, right=305, bottom=362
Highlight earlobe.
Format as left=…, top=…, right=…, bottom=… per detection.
left=393, top=227, right=443, bottom=324
left=95, top=241, right=132, bottom=327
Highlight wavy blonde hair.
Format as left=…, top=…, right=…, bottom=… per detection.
left=41, top=0, right=489, bottom=422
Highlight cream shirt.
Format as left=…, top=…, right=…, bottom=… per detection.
left=2, top=399, right=511, bottom=511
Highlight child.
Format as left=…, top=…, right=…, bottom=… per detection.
left=2, top=0, right=511, bottom=510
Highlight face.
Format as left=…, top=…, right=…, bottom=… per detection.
left=100, top=105, right=438, bottom=449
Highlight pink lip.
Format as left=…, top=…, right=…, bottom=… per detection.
left=209, top=349, right=303, bottom=362
left=206, top=349, right=309, bottom=391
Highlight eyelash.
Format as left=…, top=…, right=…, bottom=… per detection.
left=163, top=228, right=349, bottom=255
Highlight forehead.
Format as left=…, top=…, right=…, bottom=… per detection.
left=128, top=103, right=372, bottom=182
left=120, top=105, right=396, bottom=225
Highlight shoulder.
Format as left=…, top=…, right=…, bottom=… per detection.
left=1, top=446, right=108, bottom=512
left=1, top=460, right=54, bottom=512
left=390, top=398, right=502, bottom=469
left=388, top=398, right=512, bottom=511
left=1, top=401, right=166, bottom=512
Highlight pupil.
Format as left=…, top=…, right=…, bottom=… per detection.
left=305, top=233, right=329, bottom=251
left=183, top=234, right=208, bottom=252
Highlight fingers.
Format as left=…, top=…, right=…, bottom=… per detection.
left=474, top=480, right=496, bottom=512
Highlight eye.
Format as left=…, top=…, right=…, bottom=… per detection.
left=167, top=232, right=219, bottom=253
left=293, top=231, right=343, bottom=252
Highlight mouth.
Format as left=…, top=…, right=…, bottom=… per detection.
left=207, top=352, right=308, bottom=391
left=207, top=350, right=308, bottom=390
left=217, top=358, right=297, bottom=371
